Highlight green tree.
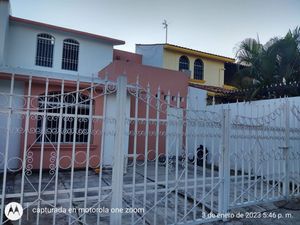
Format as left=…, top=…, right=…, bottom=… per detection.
left=235, top=27, right=300, bottom=99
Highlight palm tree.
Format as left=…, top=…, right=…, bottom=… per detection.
left=235, top=27, right=300, bottom=99
left=272, top=27, right=300, bottom=82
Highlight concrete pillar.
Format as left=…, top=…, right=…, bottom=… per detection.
left=0, top=0, right=11, bottom=66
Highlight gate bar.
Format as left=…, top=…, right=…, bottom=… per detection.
left=283, top=98, right=290, bottom=198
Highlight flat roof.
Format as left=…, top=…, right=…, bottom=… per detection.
left=136, top=43, right=235, bottom=62
left=9, top=16, right=125, bottom=45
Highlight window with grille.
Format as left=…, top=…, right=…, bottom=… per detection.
left=179, top=55, right=189, bottom=71
left=194, top=59, right=204, bottom=80
left=35, top=33, right=55, bottom=67
left=37, top=92, right=91, bottom=143
left=62, top=39, right=79, bottom=71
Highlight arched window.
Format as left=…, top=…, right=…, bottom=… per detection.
left=179, top=55, right=189, bottom=71
left=37, top=92, right=91, bottom=143
left=194, top=59, right=204, bottom=80
left=62, top=39, right=79, bottom=71
left=35, top=33, right=55, bottom=67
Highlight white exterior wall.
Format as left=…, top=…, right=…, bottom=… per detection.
left=208, top=97, right=300, bottom=175
left=0, top=80, right=24, bottom=170
left=208, top=96, right=300, bottom=128
left=6, top=22, right=114, bottom=77
left=167, top=107, right=183, bottom=156
left=187, top=87, right=300, bottom=176
left=135, top=44, right=163, bottom=68
left=103, top=94, right=131, bottom=167
left=187, top=86, right=207, bottom=110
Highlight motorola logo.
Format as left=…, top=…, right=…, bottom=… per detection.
left=4, top=202, right=23, bottom=221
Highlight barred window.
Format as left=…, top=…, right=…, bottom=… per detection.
left=35, top=33, right=55, bottom=67
left=37, top=92, right=91, bottom=143
left=194, top=59, right=204, bottom=80
left=62, top=39, right=79, bottom=71
left=179, top=55, right=189, bottom=71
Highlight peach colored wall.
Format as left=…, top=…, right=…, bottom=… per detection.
left=113, top=49, right=142, bottom=64
left=21, top=78, right=104, bottom=169
left=99, top=60, right=188, bottom=96
left=99, top=60, right=189, bottom=158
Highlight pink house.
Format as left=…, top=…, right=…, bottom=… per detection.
left=0, top=0, right=189, bottom=170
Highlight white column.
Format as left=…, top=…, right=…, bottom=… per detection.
left=110, top=76, right=127, bottom=225
left=0, top=0, right=10, bottom=65
left=218, top=108, right=230, bottom=216
left=283, top=98, right=290, bottom=198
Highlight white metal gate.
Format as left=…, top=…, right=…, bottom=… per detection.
left=0, top=74, right=300, bottom=225
left=227, top=100, right=300, bottom=208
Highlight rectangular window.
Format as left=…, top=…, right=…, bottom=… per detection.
left=37, top=92, right=90, bottom=143
left=35, top=34, right=55, bottom=67
left=62, top=39, right=79, bottom=71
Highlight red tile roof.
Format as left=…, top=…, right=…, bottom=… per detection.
left=189, top=83, right=236, bottom=95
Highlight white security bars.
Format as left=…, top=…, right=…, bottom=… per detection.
left=0, top=74, right=299, bottom=225
left=35, top=34, right=55, bottom=68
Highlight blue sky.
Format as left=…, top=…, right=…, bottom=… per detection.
left=10, top=0, right=300, bottom=58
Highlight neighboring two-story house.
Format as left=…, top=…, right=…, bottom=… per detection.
left=136, top=43, right=235, bottom=87
left=136, top=43, right=238, bottom=106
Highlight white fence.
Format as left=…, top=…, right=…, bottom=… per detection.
left=192, top=100, right=300, bottom=207
left=0, top=74, right=299, bottom=225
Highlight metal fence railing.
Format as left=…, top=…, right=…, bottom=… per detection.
left=0, top=74, right=299, bottom=225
